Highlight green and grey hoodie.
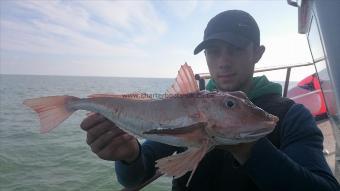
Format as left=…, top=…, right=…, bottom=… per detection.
left=205, top=75, right=282, bottom=100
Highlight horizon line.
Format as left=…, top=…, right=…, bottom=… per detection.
left=0, top=73, right=298, bottom=82
left=0, top=73, right=174, bottom=79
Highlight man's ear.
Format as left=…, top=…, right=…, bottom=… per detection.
left=253, top=45, right=265, bottom=64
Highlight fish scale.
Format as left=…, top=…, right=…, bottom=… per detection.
left=64, top=96, right=203, bottom=146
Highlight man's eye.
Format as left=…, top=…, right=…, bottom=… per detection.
left=228, top=46, right=243, bottom=56
left=205, top=48, right=221, bottom=56
left=205, top=46, right=244, bottom=58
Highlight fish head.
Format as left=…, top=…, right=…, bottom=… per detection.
left=202, top=91, right=279, bottom=144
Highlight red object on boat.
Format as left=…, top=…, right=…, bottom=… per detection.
left=287, top=73, right=327, bottom=118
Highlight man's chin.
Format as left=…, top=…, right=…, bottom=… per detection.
left=216, top=78, right=250, bottom=92
left=217, top=84, right=238, bottom=92
left=215, top=79, right=238, bottom=91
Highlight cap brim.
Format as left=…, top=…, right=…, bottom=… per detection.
left=193, top=32, right=251, bottom=55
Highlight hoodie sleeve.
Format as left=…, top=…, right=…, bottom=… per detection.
left=243, top=104, right=339, bottom=191
left=115, top=140, right=182, bottom=188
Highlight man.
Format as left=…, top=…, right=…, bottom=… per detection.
left=80, top=10, right=339, bottom=190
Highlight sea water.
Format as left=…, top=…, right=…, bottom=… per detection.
left=0, top=74, right=173, bottom=191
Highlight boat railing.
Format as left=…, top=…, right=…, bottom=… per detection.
left=289, top=89, right=322, bottom=100
left=194, top=58, right=325, bottom=97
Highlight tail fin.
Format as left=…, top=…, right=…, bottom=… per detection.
left=166, top=63, right=199, bottom=95
left=23, top=96, right=79, bottom=133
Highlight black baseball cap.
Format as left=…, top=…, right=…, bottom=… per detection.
left=194, top=10, right=260, bottom=55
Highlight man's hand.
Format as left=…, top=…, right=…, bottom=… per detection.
left=80, top=114, right=140, bottom=163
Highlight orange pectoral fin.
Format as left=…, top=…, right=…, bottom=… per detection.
left=156, top=141, right=212, bottom=187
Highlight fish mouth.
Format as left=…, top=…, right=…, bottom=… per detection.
left=267, top=114, right=279, bottom=123
left=211, top=127, right=274, bottom=145
left=239, top=127, right=274, bottom=138
left=263, top=119, right=278, bottom=127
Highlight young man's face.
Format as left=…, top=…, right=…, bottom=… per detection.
left=205, top=41, right=264, bottom=92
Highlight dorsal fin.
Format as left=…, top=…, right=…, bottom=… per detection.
left=166, top=63, right=199, bottom=95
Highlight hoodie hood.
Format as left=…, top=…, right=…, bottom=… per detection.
left=205, top=75, right=282, bottom=100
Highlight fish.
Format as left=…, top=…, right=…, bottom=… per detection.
left=23, top=63, right=279, bottom=186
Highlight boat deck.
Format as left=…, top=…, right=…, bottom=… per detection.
left=317, top=119, right=339, bottom=181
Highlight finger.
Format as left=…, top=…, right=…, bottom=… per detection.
left=80, top=114, right=107, bottom=131
left=97, top=134, right=136, bottom=160
left=86, top=121, right=124, bottom=145
left=90, top=131, right=124, bottom=154
left=107, top=134, right=135, bottom=149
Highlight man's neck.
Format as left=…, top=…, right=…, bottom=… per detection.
left=217, top=78, right=253, bottom=93
left=242, top=79, right=254, bottom=95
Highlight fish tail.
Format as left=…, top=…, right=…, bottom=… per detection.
left=23, top=95, right=79, bottom=133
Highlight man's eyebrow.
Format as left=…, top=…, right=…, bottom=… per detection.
left=205, top=46, right=218, bottom=50
left=205, top=43, right=244, bottom=51
left=205, top=43, right=223, bottom=49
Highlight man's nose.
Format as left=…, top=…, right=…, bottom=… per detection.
left=218, top=49, right=233, bottom=68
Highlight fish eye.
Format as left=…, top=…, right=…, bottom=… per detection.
left=224, top=99, right=236, bottom=109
